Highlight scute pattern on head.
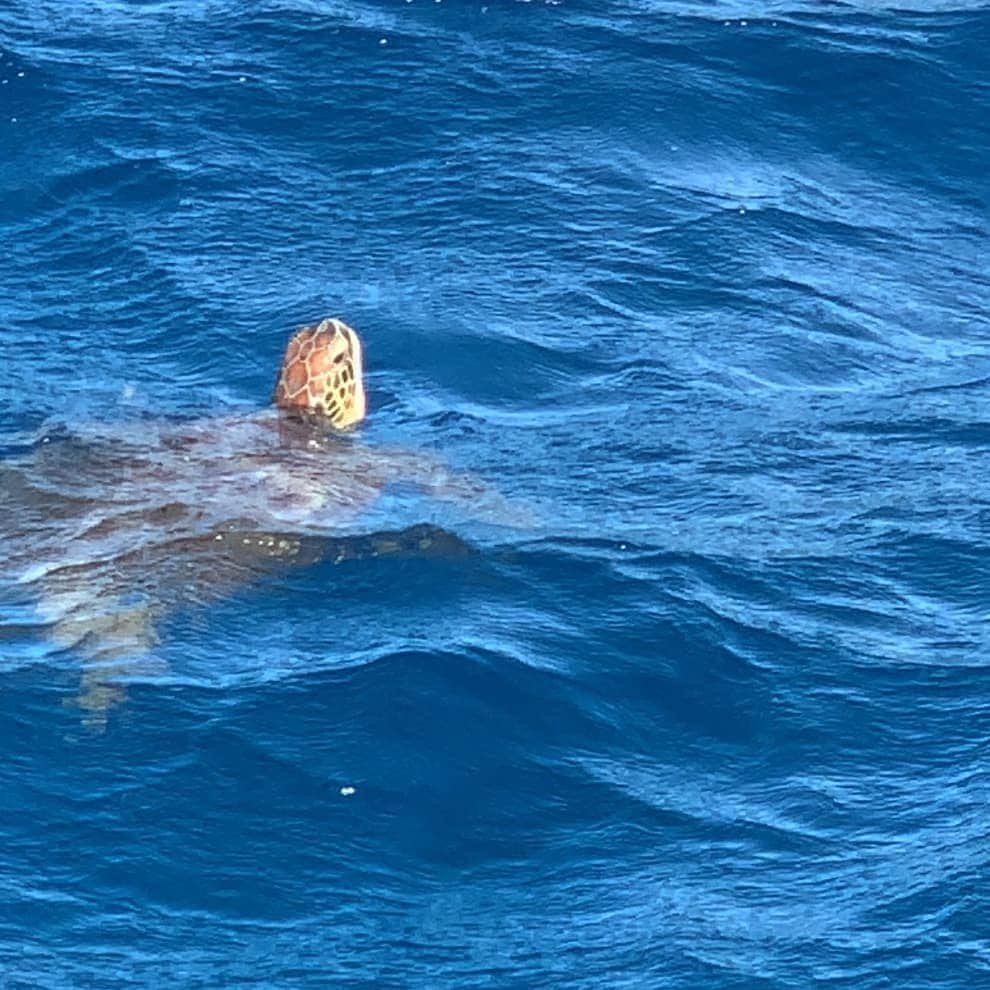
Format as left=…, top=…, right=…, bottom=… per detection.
left=273, top=318, right=366, bottom=428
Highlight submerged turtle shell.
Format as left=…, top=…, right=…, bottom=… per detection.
left=273, top=318, right=366, bottom=428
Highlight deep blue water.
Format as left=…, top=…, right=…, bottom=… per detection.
left=2, top=1, right=989, bottom=987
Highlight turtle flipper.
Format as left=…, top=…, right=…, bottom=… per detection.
left=29, top=524, right=472, bottom=731
left=38, top=581, right=162, bottom=733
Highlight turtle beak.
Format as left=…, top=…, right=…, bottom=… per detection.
left=336, top=325, right=366, bottom=428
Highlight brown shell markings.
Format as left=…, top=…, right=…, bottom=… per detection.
left=273, top=318, right=367, bottom=428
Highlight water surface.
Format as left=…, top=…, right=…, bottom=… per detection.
left=1, top=2, right=988, bottom=987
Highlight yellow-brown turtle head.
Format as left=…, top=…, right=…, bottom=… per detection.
left=273, top=318, right=366, bottom=428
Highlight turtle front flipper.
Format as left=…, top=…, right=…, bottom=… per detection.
left=37, top=576, right=163, bottom=733
left=31, top=524, right=472, bottom=731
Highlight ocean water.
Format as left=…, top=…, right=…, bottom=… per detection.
left=1, top=1, right=989, bottom=987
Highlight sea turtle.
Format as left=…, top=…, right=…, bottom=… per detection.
left=0, top=318, right=508, bottom=728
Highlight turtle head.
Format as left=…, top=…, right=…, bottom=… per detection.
left=273, top=318, right=367, bottom=428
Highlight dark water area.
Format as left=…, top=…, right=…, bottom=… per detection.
left=1, top=1, right=989, bottom=987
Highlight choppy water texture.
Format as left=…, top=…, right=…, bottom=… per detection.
left=2, top=1, right=989, bottom=987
